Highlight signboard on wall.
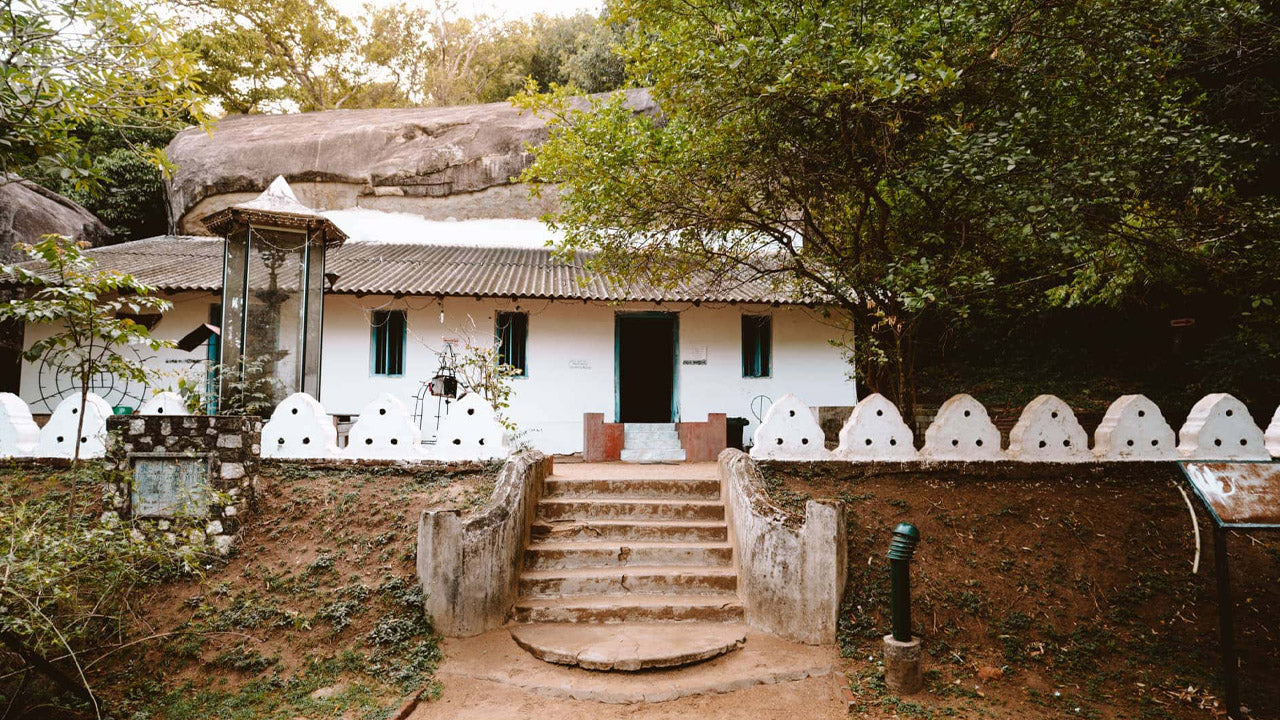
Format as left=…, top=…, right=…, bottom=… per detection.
left=131, top=453, right=211, bottom=517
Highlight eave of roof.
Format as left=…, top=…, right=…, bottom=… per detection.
left=4, top=235, right=815, bottom=306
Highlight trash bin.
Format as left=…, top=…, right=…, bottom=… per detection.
left=727, top=417, right=749, bottom=450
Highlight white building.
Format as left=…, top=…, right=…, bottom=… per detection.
left=14, top=183, right=856, bottom=457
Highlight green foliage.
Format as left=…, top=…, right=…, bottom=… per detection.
left=184, top=0, right=629, bottom=113
left=0, top=0, right=205, bottom=192
left=517, top=0, right=1279, bottom=416
left=0, top=466, right=197, bottom=710
left=180, top=353, right=286, bottom=417
left=0, top=235, right=173, bottom=459
left=23, top=124, right=176, bottom=244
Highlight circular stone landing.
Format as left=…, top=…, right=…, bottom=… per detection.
left=509, top=623, right=747, bottom=671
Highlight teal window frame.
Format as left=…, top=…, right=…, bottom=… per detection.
left=496, top=311, right=528, bottom=377
left=742, top=314, right=772, bottom=378
left=371, top=309, right=407, bottom=376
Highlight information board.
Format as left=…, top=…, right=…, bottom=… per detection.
left=131, top=454, right=210, bottom=518
left=1181, top=461, right=1280, bottom=528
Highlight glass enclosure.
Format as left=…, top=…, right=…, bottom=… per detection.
left=220, top=225, right=326, bottom=410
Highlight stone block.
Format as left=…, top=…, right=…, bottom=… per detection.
left=0, top=392, right=39, bottom=458
left=1093, top=394, right=1177, bottom=460
left=1177, top=393, right=1268, bottom=460
left=138, top=391, right=188, bottom=416
left=1007, top=395, right=1090, bottom=462
left=428, top=392, right=507, bottom=462
left=213, top=535, right=235, bottom=556
left=220, top=462, right=246, bottom=480
left=216, top=433, right=243, bottom=449
left=345, top=393, right=426, bottom=460
left=883, top=635, right=923, bottom=694
left=260, top=392, right=340, bottom=459
left=921, top=394, right=1004, bottom=461
left=834, top=393, right=918, bottom=461
left=748, top=394, right=832, bottom=461
left=36, top=393, right=112, bottom=459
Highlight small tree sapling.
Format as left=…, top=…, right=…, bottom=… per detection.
left=0, top=235, right=172, bottom=461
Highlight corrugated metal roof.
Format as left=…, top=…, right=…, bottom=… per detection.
left=9, top=235, right=803, bottom=304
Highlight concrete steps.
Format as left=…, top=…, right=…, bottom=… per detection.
left=536, top=497, right=725, bottom=522
left=512, top=595, right=746, bottom=624
left=620, top=423, right=687, bottom=463
left=519, top=566, right=738, bottom=597
left=524, top=541, right=734, bottom=570
left=511, top=463, right=744, bottom=669
left=544, top=477, right=720, bottom=500
left=531, top=519, right=730, bottom=543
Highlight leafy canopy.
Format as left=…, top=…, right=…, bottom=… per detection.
left=517, top=0, right=1278, bottom=407
left=0, top=0, right=206, bottom=192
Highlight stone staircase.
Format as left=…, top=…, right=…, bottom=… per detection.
left=510, top=463, right=745, bottom=669
left=619, top=423, right=687, bottom=463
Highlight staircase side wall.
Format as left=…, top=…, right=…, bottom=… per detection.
left=719, top=448, right=846, bottom=645
left=417, top=451, right=552, bottom=636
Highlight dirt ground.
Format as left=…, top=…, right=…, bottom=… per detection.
left=17, top=459, right=1277, bottom=719
left=763, top=461, right=1280, bottom=720
left=84, top=460, right=498, bottom=719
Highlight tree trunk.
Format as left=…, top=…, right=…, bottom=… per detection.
left=73, top=373, right=88, bottom=466
left=0, top=629, right=94, bottom=705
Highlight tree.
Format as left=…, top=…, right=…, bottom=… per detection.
left=180, top=0, right=366, bottom=113
left=0, top=235, right=172, bottom=461
left=517, top=0, right=1279, bottom=418
left=24, top=124, right=177, bottom=244
left=0, top=0, right=206, bottom=193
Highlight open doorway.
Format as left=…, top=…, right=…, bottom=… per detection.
left=615, top=313, right=677, bottom=423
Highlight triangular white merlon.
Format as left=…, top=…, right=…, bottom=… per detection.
left=1093, top=395, right=1176, bottom=461
left=749, top=393, right=832, bottom=461
left=835, top=393, right=917, bottom=460
left=1007, top=395, right=1090, bottom=462
left=1177, top=393, right=1268, bottom=460
left=921, top=394, right=1004, bottom=461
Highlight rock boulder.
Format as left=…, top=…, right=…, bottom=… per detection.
left=166, top=89, right=656, bottom=232
left=0, top=176, right=111, bottom=262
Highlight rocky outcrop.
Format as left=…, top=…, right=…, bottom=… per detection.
left=166, top=89, right=656, bottom=233
left=0, top=176, right=111, bottom=263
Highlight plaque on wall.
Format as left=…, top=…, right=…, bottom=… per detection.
left=131, top=453, right=211, bottom=518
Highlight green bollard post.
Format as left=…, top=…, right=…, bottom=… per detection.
left=883, top=522, right=923, bottom=694
left=888, top=522, right=920, bottom=642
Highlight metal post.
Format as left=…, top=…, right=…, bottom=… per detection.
left=1213, top=526, right=1240, bottom=719
left=883, top=522, right=923, bottom=694
left=888, top=522, right=920, bottom=642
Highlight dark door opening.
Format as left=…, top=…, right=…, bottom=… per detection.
left=616, top=314, right=677, bottom=423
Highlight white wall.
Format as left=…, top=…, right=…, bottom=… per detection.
left=19, top=291, right=219, bottom=413
left=22, top=293, right=856, bottom=454
left=318, top=296, right=854, bottom=453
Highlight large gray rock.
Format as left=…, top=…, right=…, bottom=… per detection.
left=166, top=89, right=656, bottom=233
left=0, top=176, right=112, bottom=263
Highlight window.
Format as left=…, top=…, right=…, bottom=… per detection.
left=371, top=310, right=406, bottom=376
left=496, top=312, right=528, bottom=376
left=742, top=315, right=772, bottom=378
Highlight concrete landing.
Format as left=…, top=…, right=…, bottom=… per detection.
left=509, top=623, right=746, bottom=671
left=430, top=627, right=837, bottom=706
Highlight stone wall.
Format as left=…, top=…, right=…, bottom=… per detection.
left=719, top=448, right=847, bottom=645
left=105, top=414, right=260, bottom=555
left=417, top=451, right=552, bottom=636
